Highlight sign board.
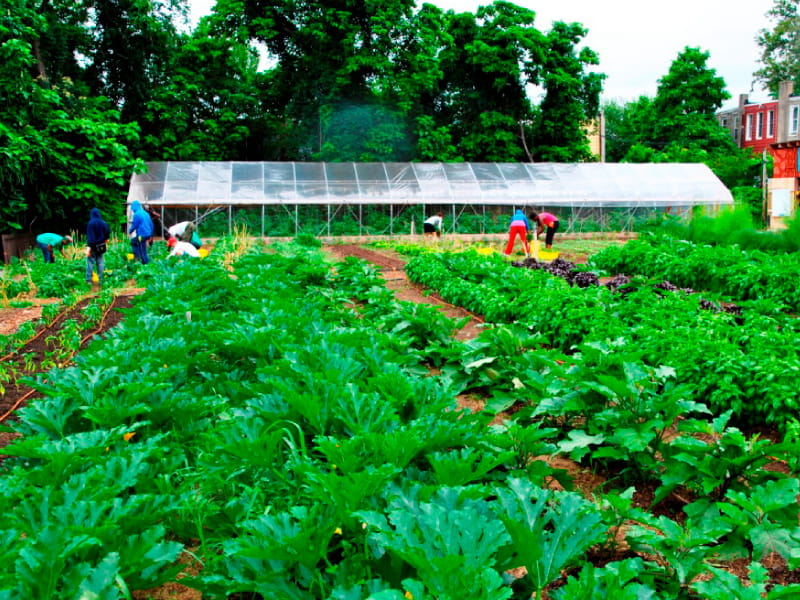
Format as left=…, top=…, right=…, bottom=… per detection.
left=772, top=189, right=793, bottom=217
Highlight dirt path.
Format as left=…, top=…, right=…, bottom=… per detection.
left=325, top=244, right=486, bottom=341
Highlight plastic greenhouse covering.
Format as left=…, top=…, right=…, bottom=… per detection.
left=127, top=162, right=733, bottom=208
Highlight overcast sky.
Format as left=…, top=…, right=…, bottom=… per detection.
left=188, top=0, right=775, bottom=108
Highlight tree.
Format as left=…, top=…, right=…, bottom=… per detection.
left=602, top=96, right=658, bottom=162
left=601, top=47, right=760, bottom=197
left=651, top=46, right=732, bottom=152
left=755, top=0, right=800, bottom=97
left=214, top=0, right=418, bottom=158
left=138, top=16, right=273, bottom=161
left=214, top=0, right=605, bottom=162
left=605, top=47, right=736, bottom=163
left=0, top=0, right=139, bottom=233
left=531, top=21, right=604, bottom=161
left=82, top=0, right=185, bottom=127
left=430, top=2, right=543, bottom=161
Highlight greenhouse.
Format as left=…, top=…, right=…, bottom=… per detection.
left=126, top=161, right=734, bottom=237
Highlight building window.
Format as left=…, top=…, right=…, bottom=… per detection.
left=746, top=114, right=753, bottom=140
left=791, top=106, right=800, bottom=136
left=757, top=112, right=764, bottom=139
left=722, top=117, right=728, bottom=128
left=768, top=110, right=775, bottom=137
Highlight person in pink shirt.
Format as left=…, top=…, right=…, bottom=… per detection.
left=503, top=209, right=530, bottom=257
left=530, top=211, right=560, bottom=249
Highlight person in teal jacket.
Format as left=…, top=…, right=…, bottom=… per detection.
left=35, top=233, right=72, bottom=263
left=128, top=200, right=154, bottom=264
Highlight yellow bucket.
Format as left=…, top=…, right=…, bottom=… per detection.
left=538, top=250, right=560, bottom=261
left=475, top=247, right=495, bottom=255
left=198, top=248, right=209, bottom=258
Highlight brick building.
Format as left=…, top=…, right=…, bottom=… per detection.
left=716, top=81, right=800, bottom=227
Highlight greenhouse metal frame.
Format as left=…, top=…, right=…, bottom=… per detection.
left=126, top=161, right=734, bottom=237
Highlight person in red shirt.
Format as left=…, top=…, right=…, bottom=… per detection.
left=530, top=211, right=560, bottom=249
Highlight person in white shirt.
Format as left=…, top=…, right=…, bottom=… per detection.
left=169, top=241, right=201, bottom=258
left=423, top=212, right=444, bottom=238
left=167, top=221, right=191, bottom=239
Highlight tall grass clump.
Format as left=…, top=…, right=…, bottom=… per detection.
left=655, top=204, right=800, bottom=253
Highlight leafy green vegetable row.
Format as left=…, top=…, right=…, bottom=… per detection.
left=0, top=245, right=586, bottom=599
left=405, top=249, right=800, bottom=432
left=589, top=234, right=800, bottom=311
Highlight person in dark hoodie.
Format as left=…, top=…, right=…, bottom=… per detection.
left=128, top=200, right=154, bottom=264
left=86, top=208, right=111, bottom=285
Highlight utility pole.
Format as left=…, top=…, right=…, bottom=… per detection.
left=599, top=109, right=606, bottom=163
left=762, top=148, right=768, bottom=226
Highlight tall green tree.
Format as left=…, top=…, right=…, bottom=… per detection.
left=755, top=0, right=800, bottom=96
left=431, top=2, right=543, bottom=161
left=602, top=46, right=760, bottom=207
left=606, top=47, right=735, bottom=164
left=651, top=46, right=732, bottom=153
left=214, top=0, right=418, bottom=158
left=212, top=0, right=605, bottom=162
left=0, top=0, right=139, bottom=233
left=138, top=16, right=273, bottom=161
left=531, top=20, right=603, bottom=161
left=83, top=0, right=185, bottom=127
left=30, top=0, right=185, bottom=132
left=602, top=96, right=658, bottom=162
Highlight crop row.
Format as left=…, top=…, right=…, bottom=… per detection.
left=588, top=233, right=800, bottom=311
left=1, top=243, right=799, bottom=599
left=404, top=249, right=800, bottom=433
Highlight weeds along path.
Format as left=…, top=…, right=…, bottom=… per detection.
left=325, top=244, right=486, bottom=341
left=0, top=293, right=138, bottom=457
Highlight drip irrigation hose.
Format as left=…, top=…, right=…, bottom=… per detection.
left=0, top=302, right=76, bottom=363
left=426, top=290, right=486, bottom=325
left=0, top=295, right=121, bottom=425
left=400, top=274, right=486, bottom=325
left=79, top=296, right=119, bottom=346
left=0, top=388, right=36, bottom=424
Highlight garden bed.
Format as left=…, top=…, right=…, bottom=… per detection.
left=0, top=294, right=136, bottom=456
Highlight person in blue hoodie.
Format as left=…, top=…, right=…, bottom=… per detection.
left=128, top=200, right=154, bottom=264
left=86, top=207, right=111, bottom=285
left=503, top=208, right=530, bottom=257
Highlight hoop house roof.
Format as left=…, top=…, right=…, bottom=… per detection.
left=127, top=162, right=733, bottom=208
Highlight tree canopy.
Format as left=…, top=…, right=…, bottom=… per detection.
left=2, top=0, right=765, bottom=235
left=1, top=0, right=611, bottom=233
left=755, top=0, right=800, bottom=96
left=603, top=47, right=763, bottom=221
